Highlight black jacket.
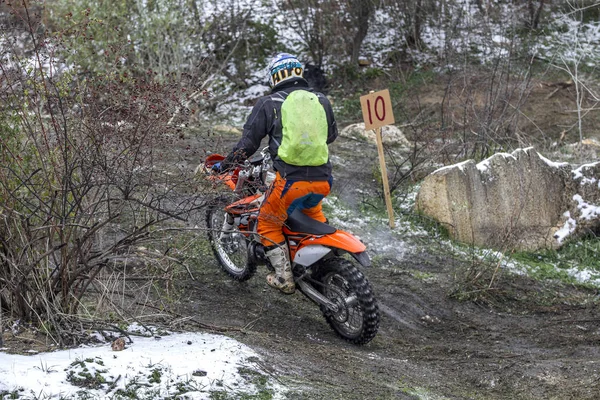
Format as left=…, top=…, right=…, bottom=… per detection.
left=223, top=78, right=338, bottom=181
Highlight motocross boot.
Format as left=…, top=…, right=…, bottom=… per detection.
left=219, top=214, right=235, bottom=242
left=265, top=243, right=295, bottom=294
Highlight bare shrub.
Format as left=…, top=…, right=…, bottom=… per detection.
left=438, top=62, right=535, bottom=162
left=430, top=4, right=537, bottom=162
left=545, top=1, right=600, bottom=153
left=0, top=3, right=210, bottom=343
left=199, top=4, right=280, bottom=89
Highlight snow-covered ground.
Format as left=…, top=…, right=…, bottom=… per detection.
left=205, top=1, right=600, bottom=123
left=0, top=326, right=286, bottom=399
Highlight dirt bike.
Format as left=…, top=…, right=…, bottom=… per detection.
left=202, top=148, right=380, bottom=345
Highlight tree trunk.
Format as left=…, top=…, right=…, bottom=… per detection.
left=350, top=0, right=373, bottom=64
left=414, top=0, right=423, bottom=48
left=528, top=0, right=545, bottom=30
left=407, top=0, right=423, bottom=49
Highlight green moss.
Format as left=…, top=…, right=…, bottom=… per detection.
left=0, top=390, right=22, bottom=399
left=412, top=271, right=435, bottom=281
left=148, top=368, right=162, bottom=384
left=512, top=235, right=600, bottom=284
left=66, top=368, right=108, bottom=389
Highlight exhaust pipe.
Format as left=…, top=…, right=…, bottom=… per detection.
left=296, top=279, right=339, bottom=312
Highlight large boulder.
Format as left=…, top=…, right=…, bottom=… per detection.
left=415, top=147, right=600, bottom=251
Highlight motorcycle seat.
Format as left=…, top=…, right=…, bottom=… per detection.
left=286, top=208, right=336, bottom=235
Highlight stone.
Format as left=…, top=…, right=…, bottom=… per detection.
left=213, top=125, right=241, bottom=135
left=415, top=147, right=599, bottom=251
left=111, top=337, right=126, bottom=351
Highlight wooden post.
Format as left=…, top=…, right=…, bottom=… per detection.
left=0, top=295, right=3, bottom=347
left=360, top=89, right=396, bottom=229
left=374, top=126, right=395, bottom=228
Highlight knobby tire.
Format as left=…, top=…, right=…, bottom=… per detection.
left=313, top=257, right=379, bottom=345
left=206, top=197, right=257, bottom=281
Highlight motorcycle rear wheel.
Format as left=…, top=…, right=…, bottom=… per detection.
left=313, top=257, right=380, bottom=345
left=206, top=198, right=257, bottom=281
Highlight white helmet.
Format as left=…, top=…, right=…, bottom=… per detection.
left=267, top=53, right=304, bottom=88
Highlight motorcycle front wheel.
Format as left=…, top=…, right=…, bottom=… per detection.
left=206, top=198, right=256, bottom=281
left=313, top=257, right=380, bottom=345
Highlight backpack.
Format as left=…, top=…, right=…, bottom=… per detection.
left=277, top=90, right=329, bottom=166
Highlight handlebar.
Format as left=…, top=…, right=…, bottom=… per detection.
left=203, top=147, right=272, bottom=192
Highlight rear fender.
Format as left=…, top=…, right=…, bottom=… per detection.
left=299, top=229, right=366, bottom=253
left=293, top=230, right=371, bottom=267
left=293, top=244, right=331, bottom=267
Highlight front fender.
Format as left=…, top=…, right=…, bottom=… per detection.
left=351, top=251, right=371, bottom=268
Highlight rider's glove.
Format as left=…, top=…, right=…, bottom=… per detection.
left=211, top=162, right=223, bottom=173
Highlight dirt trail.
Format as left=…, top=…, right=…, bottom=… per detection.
left=179, top=242, right=600, bottom=399
left=177, top=134, right=600, bottom=399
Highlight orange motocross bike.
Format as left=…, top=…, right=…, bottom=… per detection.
left=203, top=148, right=379, bottom=345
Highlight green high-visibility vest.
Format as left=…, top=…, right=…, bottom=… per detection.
left=278, top=90, right=329, bottom=166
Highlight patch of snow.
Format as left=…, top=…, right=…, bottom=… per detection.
left=573, top=194, right=600, bottom=221
left=0, top=331, right=286, bottom=399
left=476, top=159, right=491, bottom=172
left=582, top=176, right=599, bottom=186
left=535, top=10, right=600, bottom=65
left=565, top=267, right=597, bottom=285
left=501, top=258, right=529, bottom=277
left=572, top=162, right=600, bottom=180
left=538, top=153, right=569, bottom=169
left=433, top=159, right=471, bottom=174
left=323, top=196, right=417, bottom=262
left=554, top=211, right=577, bottom=244
left=498, top=152, right=517, bottom=161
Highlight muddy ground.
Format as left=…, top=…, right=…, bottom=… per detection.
left=179, top=251, right=600, bottom=400
left=173, top=127, right=600, bottom=400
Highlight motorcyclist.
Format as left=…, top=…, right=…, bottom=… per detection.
left=214, top=52, right=338, bottom=294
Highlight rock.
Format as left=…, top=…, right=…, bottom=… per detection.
left=358, top=58, right=372, bottom=67
left=111, top=337, right=126, bottom=351
left=415, top=147, right=600, bottom=251
left=213, top=125, right=241, bottom=135
left=581, top=138, right=600, bottom=148
left=340, top=123, right=411, bottom=148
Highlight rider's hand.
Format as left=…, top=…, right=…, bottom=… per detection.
left=211, top=162, right=223, bottom=173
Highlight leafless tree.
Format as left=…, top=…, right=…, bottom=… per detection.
left=549, top=1, right=600, bottom=149
left=283, top=0, right=377, bottom=66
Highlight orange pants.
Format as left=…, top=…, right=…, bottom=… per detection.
left=258, top=172, right=331, bottom=247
